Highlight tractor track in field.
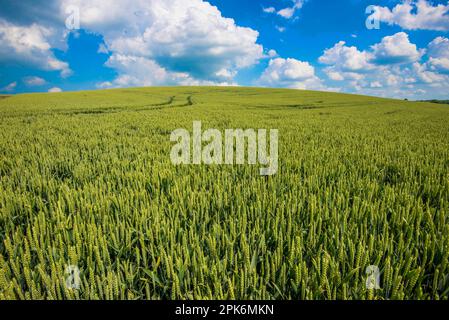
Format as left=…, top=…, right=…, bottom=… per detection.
left=67, top=96, right=177, bottom=114
left=66, top=95, right=194, bottom=114
left=1, top=95, right=195, bottom=118
left=130, top=95, right=194, bottom=111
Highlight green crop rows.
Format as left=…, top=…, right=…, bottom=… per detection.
left=0, top=87, right=448, bottom=300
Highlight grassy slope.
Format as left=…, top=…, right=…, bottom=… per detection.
left=0, top=87, right=448, bottom=300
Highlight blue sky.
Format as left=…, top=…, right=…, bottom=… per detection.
left=1, top=0, right=449, bottom=99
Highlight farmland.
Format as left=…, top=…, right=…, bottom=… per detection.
left=0, top=87, right=448, bottom=300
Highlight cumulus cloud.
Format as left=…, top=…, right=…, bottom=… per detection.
left=427, top=36, right=449, bottom=73
left=319, top=41, right=374, bottom=73
left=59, top=0, right=263, bottom=86
left=98, top=54, right=185, bottom=88
left=48, top=87, right=62, bottom=92
left=98, top=54, right=237, bottom=88
left=259, top=57, right=324, bottom=90
left=23, top=76, right=47, bottom=86
left=319, top=33, right=424, bottom=82
left=0, top=0, right=263, bottom=87
left=369, top=0, right=449, bottom=31
left=319, top=33, right=449, bottom=99
left=409, top=62, right=446, bottom=84
left=325, top=70, right=345, bottom=81
left=371, top=32, right=423, bottom=65
left=0, top=19, right=71, bottom=77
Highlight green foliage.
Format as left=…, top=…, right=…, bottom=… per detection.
left=420, top=100, right=449, bottom=105
left=0, top=87, right=448, bottom=300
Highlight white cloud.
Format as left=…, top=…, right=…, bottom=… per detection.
left=347, top=61, right=448, bottom=99
left=48, top=87, right=62, bottom=92
left=427, top=36, right=449, bottom=72
left=428, top=37, right=449, bottom=58
left=319, top=41, right=374, bottom=72
left=410, top=62, right=446, bottom=84
left=319, top=33, right=449, bottom=99
left=0, top=19, right=71, bottom=77
left=1, top=81, right=17, bottom=93
left=277, top=0, right=306, bottom=19
left=277, top=7, right=296, bottom=19
left=267, top=49, right=278, bottom=58
left=324, top=70, right=345, bottom=81
left=320, top=33, right=424, bottom=82
left=61, top=0, right=263, bottom=86
left=386, top=74, right=400, bottom=86
left=371, top=32, right=423, bottom=65
left=263, top=7, right=276, bottom=14
left=99, top=54, right=177, bottom=87
left=370, top=81, right=383, bottom=88
left=262, top=0, right=306, bottom=19
left=369, top=0, right=449, bottom=31
left=259, top=57, right=324, bottom=90
left=23, top=76, right=46, bottom=86
left=98, top=54, right=237, bottom=88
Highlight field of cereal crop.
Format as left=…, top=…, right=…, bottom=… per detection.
left=0, top=87, right=448, bottom=300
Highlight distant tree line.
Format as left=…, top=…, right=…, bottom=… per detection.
left=419, top=100, right=449, bottom=105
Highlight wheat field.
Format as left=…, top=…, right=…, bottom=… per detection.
left=0, top=87, right=448, bottom=300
